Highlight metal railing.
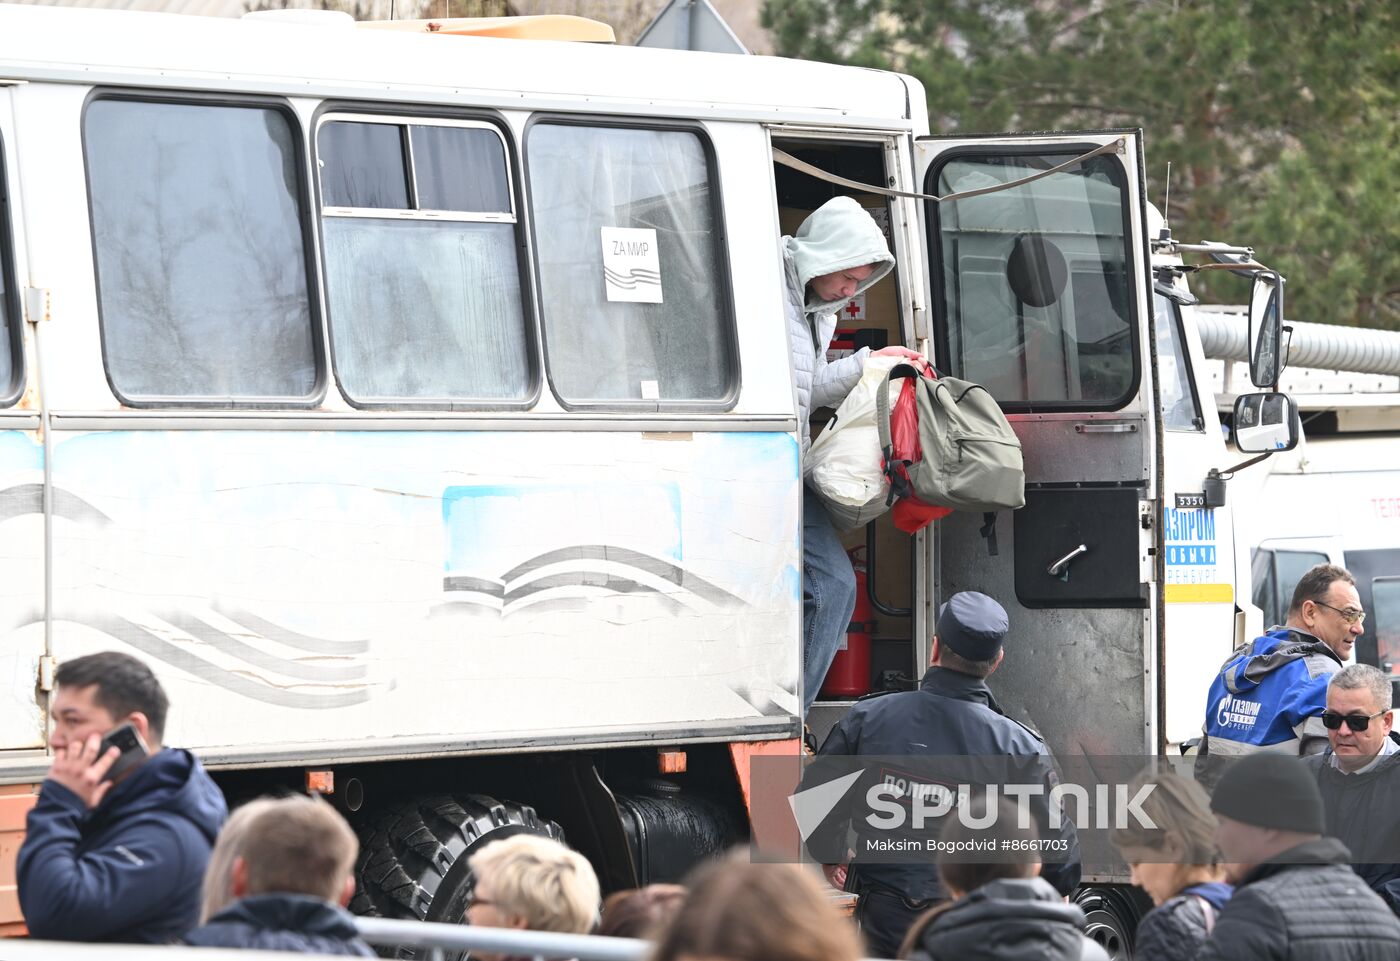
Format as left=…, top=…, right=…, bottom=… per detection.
left=355, top=917, right=650, bottom=961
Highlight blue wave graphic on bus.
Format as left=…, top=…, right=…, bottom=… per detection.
left=438, top=482, right=744, bottom=614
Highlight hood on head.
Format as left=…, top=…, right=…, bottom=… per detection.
left=922, top=878, right=1088, bottom=961
left=782, top=196, right=894, bottom=312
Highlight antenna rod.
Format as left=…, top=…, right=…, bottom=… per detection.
left=1162, top=162, right=1172, bottom=227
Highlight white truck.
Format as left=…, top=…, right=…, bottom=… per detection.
left=0, top=6, right=1307, bottom=956
left=1196, top=307, right=1400, bottom=675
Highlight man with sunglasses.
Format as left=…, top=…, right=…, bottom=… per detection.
left=1303, top=664, right=1400, bottom=915
left=1196, top=564, right=1366, bottom=789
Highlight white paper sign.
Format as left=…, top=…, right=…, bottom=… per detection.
left=601, top=227, right=663, bottom=304
left=864, top=205, right=892, bottom=249
left=841, top=293, right=867, bottom=324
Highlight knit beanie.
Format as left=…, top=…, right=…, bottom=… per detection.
left=1209, top=754, right=1325, bottom=834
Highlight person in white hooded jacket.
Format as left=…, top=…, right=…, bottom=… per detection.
left=783, top=196, right=924, bottom=715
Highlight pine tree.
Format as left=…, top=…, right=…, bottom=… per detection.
left=763, top=0, right=1399, bottom=327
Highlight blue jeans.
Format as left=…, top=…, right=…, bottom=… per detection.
left=802, top=488, right=857, bottom=715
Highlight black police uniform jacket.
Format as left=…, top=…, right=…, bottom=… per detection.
left=810, top=667, right=1081, bottom=902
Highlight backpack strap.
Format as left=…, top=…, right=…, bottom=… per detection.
left=979, top=511, right=999, bottom=557
left=875, top=364, right=921, bottom=506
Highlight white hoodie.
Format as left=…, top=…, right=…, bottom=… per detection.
left=782, top=197, right=895, bottom=452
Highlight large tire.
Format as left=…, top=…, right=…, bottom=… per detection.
left=352, top=793, right=565, bottom=959
left=1074, top=885, right=1151, bottom=961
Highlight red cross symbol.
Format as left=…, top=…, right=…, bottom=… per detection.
left=844, top=300, right=861, bottom=318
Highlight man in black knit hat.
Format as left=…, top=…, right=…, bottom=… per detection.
left=1198, top=753, right=1400, bottom=960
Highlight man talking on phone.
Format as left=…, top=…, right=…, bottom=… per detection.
left=17, top=651, right=227, bottom=942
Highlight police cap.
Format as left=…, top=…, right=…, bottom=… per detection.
left=936, top=591, right=1009, bottom=661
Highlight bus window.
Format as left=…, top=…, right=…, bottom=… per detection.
left=1155, top=294, right=1204, bottom=431
left=318, top=118, right=530, bottom=406
left=527, top=122, right=736, bottom=407
left=1374, top=577, right=1400, bottom=674
left=930, top=152, right=1137, bottom=409
left=85, top=98, right=319, bottom=404
left=1252, top=547, right=1330, bottom=628
left=0, top=132, right=18, bottom=406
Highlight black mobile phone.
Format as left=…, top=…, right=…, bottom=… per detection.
left=96, top=722, right=150, bottom=782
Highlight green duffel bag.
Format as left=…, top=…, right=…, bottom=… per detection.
left=876, top=367, right=1025, bottom=514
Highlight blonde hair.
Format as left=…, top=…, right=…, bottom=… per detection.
left=240, top=795, right=359, bottom=903
left=201, top=798, right=279, bottom=922
left=467, top=834, right=600, bottom=934
left=651, top=851, right=862, bottom=961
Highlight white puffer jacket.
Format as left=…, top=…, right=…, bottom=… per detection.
left=783, top=197, right=895, bottom=452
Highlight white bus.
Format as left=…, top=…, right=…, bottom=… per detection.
left=0, top=6, right=1289, bottom=954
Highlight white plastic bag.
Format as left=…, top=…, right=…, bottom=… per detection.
left=804, top=355, right=903, bottom=527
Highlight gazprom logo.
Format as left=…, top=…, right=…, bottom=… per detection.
left=1216, top=694, right=1262, bottom=729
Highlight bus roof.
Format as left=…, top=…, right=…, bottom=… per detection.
left=359, top=14, right=616, bottom=43
left=0, top=3, right=916, bottom=127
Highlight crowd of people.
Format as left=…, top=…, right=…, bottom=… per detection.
left=15, top=561, right=1400, bottom=960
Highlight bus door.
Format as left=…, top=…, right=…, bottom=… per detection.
left=0, top=81, right=45, bottom=751
left=915, top=131, right=1160, bottom=757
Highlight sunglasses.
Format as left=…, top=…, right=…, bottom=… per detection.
left=1314, top=600, right=1366, bottom=625
left=1321, top=710, right=1389, bottom=732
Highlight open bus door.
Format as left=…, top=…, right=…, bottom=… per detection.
left=914, top=131, right=1162, bottom=760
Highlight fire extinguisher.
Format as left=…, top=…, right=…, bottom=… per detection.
left=821, top=547, right=874, bottom=698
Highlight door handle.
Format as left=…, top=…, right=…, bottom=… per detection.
left=1047, top=544, right=1089, bottom=577
left=1073, top=422, right=1137, bottom=433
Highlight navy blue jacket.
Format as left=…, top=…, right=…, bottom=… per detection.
left=910, top=878, right=1108, bottom=961
left=1131, top=881, right=1232, bottom=961
left=813, top=667, right=1081, bottom=901
left=18, top=747, right=227, bottom=943
left=184, top=894, right=374, bottom=956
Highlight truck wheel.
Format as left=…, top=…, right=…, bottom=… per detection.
left=352, top=793, right=565, bottom=959
left=1074, top=886, right=1148, bottom=961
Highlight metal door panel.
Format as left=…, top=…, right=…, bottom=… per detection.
left=916, top=131, right=1159, bottom=758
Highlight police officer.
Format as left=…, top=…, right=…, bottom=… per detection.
left=813, top=591, right=1081, bottom=959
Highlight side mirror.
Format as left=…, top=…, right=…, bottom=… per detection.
left=1248, top=271, right=1286, bottom=388
left=1232, top=391, right=1300, bottom=453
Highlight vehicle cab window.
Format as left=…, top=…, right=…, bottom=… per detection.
left=1251, top=548, right=1330, bottom=628
left=0, top=134, right=22, bottom=405
left=1373, top=577, right=1400, bottom=675
left=1155, top=294, right=1204, bottom=431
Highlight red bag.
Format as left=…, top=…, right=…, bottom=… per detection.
left=887, top=370, right=952, bottom=534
